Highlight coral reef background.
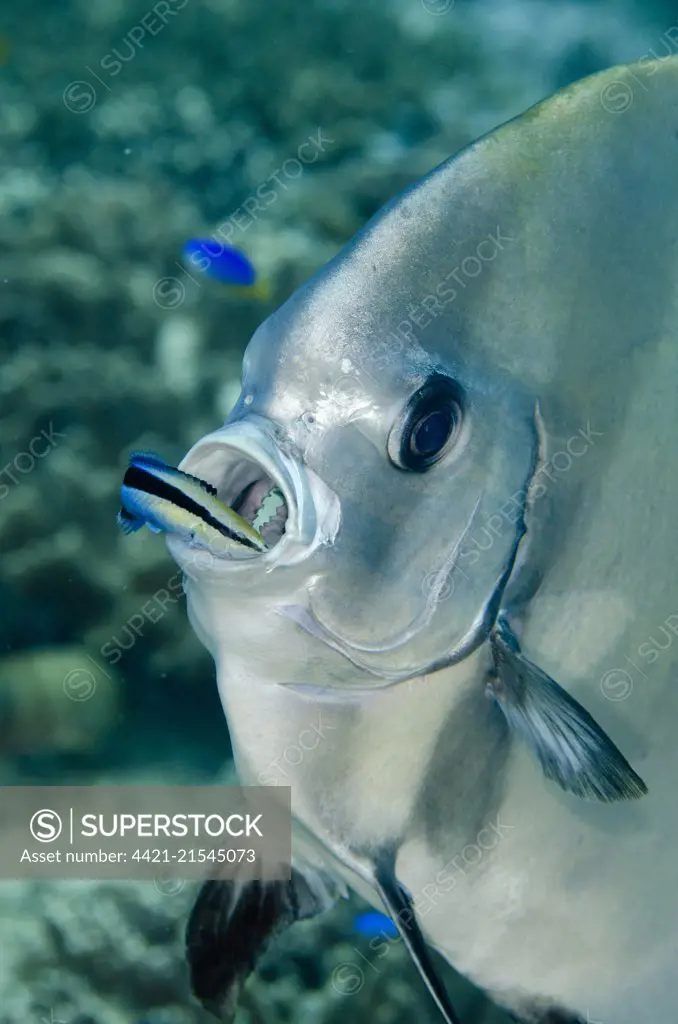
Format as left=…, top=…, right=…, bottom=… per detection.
left=0, top=0, right=672, bottom=1021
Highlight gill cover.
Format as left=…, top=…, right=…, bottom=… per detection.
left=235, top=60, right=678, bottom=680
left=180, top=58, right=678, bottom=687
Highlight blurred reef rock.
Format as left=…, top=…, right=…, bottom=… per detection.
left=0, top=876, right=510, bottom=1024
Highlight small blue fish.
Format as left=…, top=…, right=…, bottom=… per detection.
left=182, top=239, right=271, bottom=300
left=117, top=451, right=267, bottom=554
left=353, top=910, right=398, bottom=939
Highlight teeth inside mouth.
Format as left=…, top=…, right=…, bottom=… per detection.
left=232, top=478, right=288, bottom=546
left=185, top=451, right=290, bottom=553
left=178, top=444, right=292, bottom=557
left=252, top=486, right=286, bottom=532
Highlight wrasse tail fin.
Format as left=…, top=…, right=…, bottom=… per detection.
left=187, top=862, right=336, bottom=1022
left=489, top=616, right=647, bottom=802
left=116, top=508, right=143, bottom=534
left=374, top=855, right=462, bottom=1024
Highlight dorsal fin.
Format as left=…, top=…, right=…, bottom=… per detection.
left=128, top=450, right=218, bottom=496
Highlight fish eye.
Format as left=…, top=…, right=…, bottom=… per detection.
left=387, top=375, right=463, bottom=472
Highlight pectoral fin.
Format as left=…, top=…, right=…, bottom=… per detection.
left=186, top=863, right=337, bottom=1021
left=374, top=855, right=462, bottom=1024
left=488, top=615, right=647, bottom=802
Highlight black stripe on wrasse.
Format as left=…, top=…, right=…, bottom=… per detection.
left=123, top=464, right=261, bottom=551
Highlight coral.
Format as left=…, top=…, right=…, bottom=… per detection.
left=0, top=874, right=506, bottom=1024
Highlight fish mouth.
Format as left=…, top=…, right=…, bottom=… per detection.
left=167, top=417, right=340, bottom=572
left=177, top=448, right=291, bottom=564
left=221, top=460, right=289, bottom=550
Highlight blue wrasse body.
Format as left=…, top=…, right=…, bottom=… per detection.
left=117, top=452, right=267, bottom=555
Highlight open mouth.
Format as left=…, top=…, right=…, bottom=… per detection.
left=172, top=418, right=340, bottom=572
left=188, top=450, right=291, bottom=554
left=231, top=472, right=288, bottom=548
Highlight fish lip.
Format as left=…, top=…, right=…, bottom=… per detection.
left=166, top=417, right=339, bottom=574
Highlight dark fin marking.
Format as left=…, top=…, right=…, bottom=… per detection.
left=489, top=615, right=647, bottom=802
left=129, top=450, right=218, bottom=496
left=116, top=508, right=143, bottom=534
left=186, top=866, right=335, bottom=1021
left=374, top=856, right=462, bottom=1024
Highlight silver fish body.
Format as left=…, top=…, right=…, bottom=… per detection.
left=170, top=58, right=678, bottom=1024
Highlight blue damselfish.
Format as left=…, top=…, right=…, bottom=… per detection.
left=353, top=910, right=398, bottom=939
left=182, top=239, right=257, bottom=285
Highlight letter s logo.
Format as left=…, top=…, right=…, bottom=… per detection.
left=30, top=809, right=63, bottom=842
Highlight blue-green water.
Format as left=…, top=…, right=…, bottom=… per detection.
left=0, top=0, right=673, bottom=1021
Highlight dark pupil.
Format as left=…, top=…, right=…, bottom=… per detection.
left=411, top=408, right=452, bottom=457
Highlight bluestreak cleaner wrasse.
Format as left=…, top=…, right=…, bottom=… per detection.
left=117, top=452, right=267, bottom=555
left=141, top=58, right=678, bottom=1024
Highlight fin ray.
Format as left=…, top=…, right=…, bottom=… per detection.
left=374, top=857, right=462, bottom=1024
left=186, top=863, right=336, bottom=1021
left=116, top=508, right=143, bottom=534
left=489, top=616, right=647, bottom=802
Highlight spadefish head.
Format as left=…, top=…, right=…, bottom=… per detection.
left=168, top=56, right=678, bottom=684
